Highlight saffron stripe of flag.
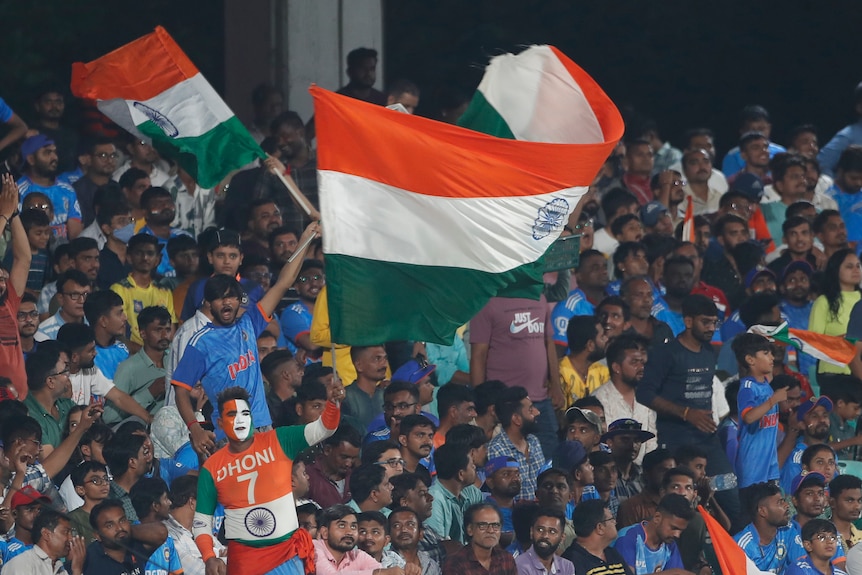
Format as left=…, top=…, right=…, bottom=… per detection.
left=699, top=506, right=772, bottom=575
left=748, top=322, right=856, bottom=367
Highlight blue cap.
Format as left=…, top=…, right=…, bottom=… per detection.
left=391, top=359, right=436, bottom=386
left=797, top=396, right=833, bottom=420
left=731, top=172, right=765, bottom=202
left=485, top=456, right=519, bottom=477
left=553, top=440, right=589, bottom=471
left=790, top=472, right=826, bottom=496
left=20, top=134, right=54, bottom=168
left=640, top=201, right=669, bottom=228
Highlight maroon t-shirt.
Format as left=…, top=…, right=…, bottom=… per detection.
left=470, top=296, right=551, bottom=401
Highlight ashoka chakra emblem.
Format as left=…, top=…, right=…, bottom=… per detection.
left=244, top=507, right=276, bottom=537
left=132, top=102, right=179, bottom=138
left=532, top=198, right=570, bottom=240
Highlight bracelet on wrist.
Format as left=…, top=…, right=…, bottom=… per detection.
left=187, top=420, right=201, bottom=430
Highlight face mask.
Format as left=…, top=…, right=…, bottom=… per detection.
left=221, top=399, right=253, bottom=441
left=113, top=222, right=136, bottom=243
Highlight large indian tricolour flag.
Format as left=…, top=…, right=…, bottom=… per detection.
left=70, top=26, right=264, bottom=188
left=314, top=45, right=623, bottom=346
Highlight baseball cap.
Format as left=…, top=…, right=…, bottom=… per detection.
left=790, top=472, right=826, bottom=496
left=10, top=485, right=51, bottom=510
left=20, top=134, right=55, bottom=168
left=601, top=418, right=656, bottom=443
left=640, top=201, right=669, bottom=228
left=391, top=359, right=436, bottom=386
left=553, top=440, right=589, bottom=471
left=744, top=266, right=776, bottom=289
left=564, top=407, right=602, bottom=433
left=797, top=396, right=833, bottom=420
left=780, top=260, right=814, bottom=284
left=485, top=456, right=519, bottom=477
left=730, top=172, right=765, bottom=203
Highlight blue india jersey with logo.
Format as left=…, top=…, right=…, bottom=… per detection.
left=736, top=376, right=780, bottom=487
left=144, top=534, right=183, bottom=575
left=277, top=300, right=313, bottom=355
left=735, top=523, right=805, bottom=573
left=551, top=288, right=594, bottom=347
left=172, top=304, right=273, bottom=431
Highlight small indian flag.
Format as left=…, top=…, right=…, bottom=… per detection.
left=682, top=196, right=696, bottom=243
left=699, top=506, right=772, bottom=575
left=314, top=45, right=623, bottom=345
left=749, top=322, right=856, bottom=367
left=70, top=26, right=264, bottom=188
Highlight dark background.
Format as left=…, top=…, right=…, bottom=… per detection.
left=3, top=0, right=862, bottom=157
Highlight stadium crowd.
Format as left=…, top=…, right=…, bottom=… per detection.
left=4, top=45, right=862, bottom=575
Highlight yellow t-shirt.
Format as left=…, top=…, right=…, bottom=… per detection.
left=559, top=356, right=609, bottom=408
left=809, top=290, right=861, bottom=375
left=111, top=275, right=178, bottom=346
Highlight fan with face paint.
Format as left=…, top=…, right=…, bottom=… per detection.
left=221, top=399, right=254, bottom=441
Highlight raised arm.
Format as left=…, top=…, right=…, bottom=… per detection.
left=1, top=174, right=31, bottom=296
left=258, top=221, right=320, bottom=317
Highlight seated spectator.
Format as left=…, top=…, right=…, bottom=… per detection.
left=809, top=249, right=861, bottom=379
left=614, top=493, right=693, bottom=575
left=397, top=414, right=436, bottom=477
left=593, top=189, right=640, bottom=256
left=606, top=242, right=650, bottom=297
left=4, top=485, right=48, bottom=561
left=130, top=477, right=184, bottom=574
left=17, top=292, right=39, bottom=362
left=442, top=503, right=516, bottom=575
left=67, top=461, right=110, bottom=543
left=722, top=105, right=786, bottom=178
left=791, top=472, right=828, bottom=530
left=535, top=468, right=577, bottom=552
left=640, top=200, right=674, bottom=237
left=552, top=440, right=600, bottom=508
left=163, top=234, right=199, bottom=313
left=312, top=504, right=384, bottom=575
left=83, top=499, right=169, bottom=574
left=651, top=255, right=698, bottom=336
left=649, top=169, right=686, bottom=226
left=7, top=208, right=51, bottom=293
left=558, top=316, right=609, bottom=406
left=84, top=289, right=130, bottom=380
left=619, top=276, right=674, bottom=347
left=552, top=250, right=610, bottom=349
left=427, top=443, right=484, bottom=544
left=814, top=209, right=850, bottom=262
left=682, top=147, right=724, bottom=215
left=827, top=382, right=862, bottom=460
left=241, top=198, right=284, bottom=261
left=603, top=419, right=652, bottom=502
left=734, top=482, right=805, bottom=574
left=515, top=506, right=575, bottom=575
left=111, top=233, right=177, bottom=348
left=262, top=349, right=304, bottom=424
left=35, top=269, right=90, bottom=342
left=484, top=456, right=520, bottom=550
left=488, top=386, right=546, bottom=500
left=589, top=451, right=620, bottom=517
left=358, top=510, right=397, bottom=564
left=825, top=146, right=862, bottom=243
left=829, top=474, right=862, bottom=551
left=3, top=509, right=84, bottom=575
left=305, top=424, right=361, bottom=509
left=58, top=422, right=112, bottom=511
left=702, top=213, right=749, bottom=310
left=389, top=472, right=452, bottom=565
left=387, top=507, right=441, bottom=575
left=23, top=348, right=82, bottom=450
left=361, top=440, right=406, bottom=481
left=278, top=258, right=324, bottom=360
left=433, top=383, right=476, bottom=448
left=165, top=474, right=224, bottom=575
left=343, top=344, right=388, bottom=433
left=789, top=519, right=848, bottom=575
left=94, top=198, right=134, bottom=290
left=366, top=381, right=424, bottom=445
left=562, top=499, right=630, bottom=575
left=386, top=79, right=421, bottom=114
left=103, top=432, right=151, bottom=522
left=622, top=139, right=655, bottom=205
left=617, top=449, right=675, bottom=528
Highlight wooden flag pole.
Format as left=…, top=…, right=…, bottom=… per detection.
left=270, top=167, right=318, bottom=218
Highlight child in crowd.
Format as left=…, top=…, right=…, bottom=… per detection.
left=67, top=461, right=110, bottom=543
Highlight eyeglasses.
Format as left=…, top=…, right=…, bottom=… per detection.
left=48, top=367, right=70, bottom=378
left=670, top=179, right=688, bottom=186
left=729, top=202, right=755, bottom=213
left=22, top=438, right=42, bottom=449
left=17, top=310, right=39, bottom=320
left=298, top=274, right=324, bottom=283
left=62, top=291, right=90, bottom=301
left=383, top=402, right=417, bottom=412
left=813, top=533, right=838, bottom=543
left=473, top=522, right=502, bottom=532
left=85, top=476, right=110, bottom=486
left=26, top=204, right=51, bottom=211
left=93, top=152, right=120, bottom=160
left=374, top=457, right=405, bottom=469
left=598, top=517, right=616, bottom=525
left=245, top=271, right=272, bottom=282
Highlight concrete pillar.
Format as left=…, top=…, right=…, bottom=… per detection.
left=224, top=0, right=384, bottom=127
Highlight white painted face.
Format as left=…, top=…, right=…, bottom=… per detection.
left=221, top=399, right=253, bottom=441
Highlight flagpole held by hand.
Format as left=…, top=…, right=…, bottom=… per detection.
left=264, top=155, right=321, bottom=220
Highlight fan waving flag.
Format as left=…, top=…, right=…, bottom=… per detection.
left=70, top=26, right=265, bottom=188
left=314, top=45, right=623, bottom=345
left=749, top=322, right=856, bottom=367
left=699, top=506, right=772, bottom=575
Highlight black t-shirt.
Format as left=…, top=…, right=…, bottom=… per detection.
left=83, top=539, right=149, bottom=575
left=636, top=337, right=716, bottom=441
left=562, top=541, right=634, bottom=575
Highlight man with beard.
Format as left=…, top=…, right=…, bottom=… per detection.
left=620, top=276, right=674, bottom=348
left=181, top=229, right=265, bottom=322
left=637, top=295, right=740, bottom=527
left=488, top=386, right=546, bottom=501
left=343, top=344, right=391, bottom=433
left=111, top=234, right=177, bottom=348
left=56, top=323, right=154, bottom=424
left=103, top=433, right=151, bottom=521
left=337, top=48, right=387, bottom=105
left=398, top=415, right=436, bottom=477
left=594, top=335, right=656, bottom=464
left=18, top=134, right=83, bottom=240
left=443, top=503, right=516, bottom=575
left=107, top=306, right=174, bottom=424
left=559, top=315, right=609, bottom=405
left=83, top=499, right=169, bottom=575
left=270, top=112, right=319, bottom=225
left=829, top=475, right=862, bottom=551
left=388, top=507, right=441, bottom=575
left=535, top=469, right=578, bottom=552
left=278, top=259, right=324, bottom=359
left=602, top=420, right=655, bottom=502
left=172, top=222, right=318, bottom=455
left=195, top=385, right=342, bottom=575
left=814, top=210, right=850, bottom=262
left=241, top=199, right=284, bottom=261
left=17, top=292, right=39, bottom=361
left=72, top=136, right=121, bottom=227
left=673, top=241, right=730, bottom=320
left=130, top=477, right=184, bottom=575
left=780, top=397, right=834, bottom=494
left=313, top=504, right=408, bottom=575
left=4, top=508, right=85, bottom=575
left=652, top=256, right=698, bottom=337
left=138, top=186, right=188, bottom=278
left=516, top=507, right=575, bottom=575
left=650, top=170, right=686, bottom=227
left=617, top=449, right=676, bottom=528
left=734, top=482, right=806, bottom=574
left=613, top=494, right=693, bottom=575
left=484, top=457, right=521, bottom=550
left=563, top=500, right=631, bottom=575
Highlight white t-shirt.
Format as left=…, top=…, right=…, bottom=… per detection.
left=69, top=367, right=115, bottom=405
